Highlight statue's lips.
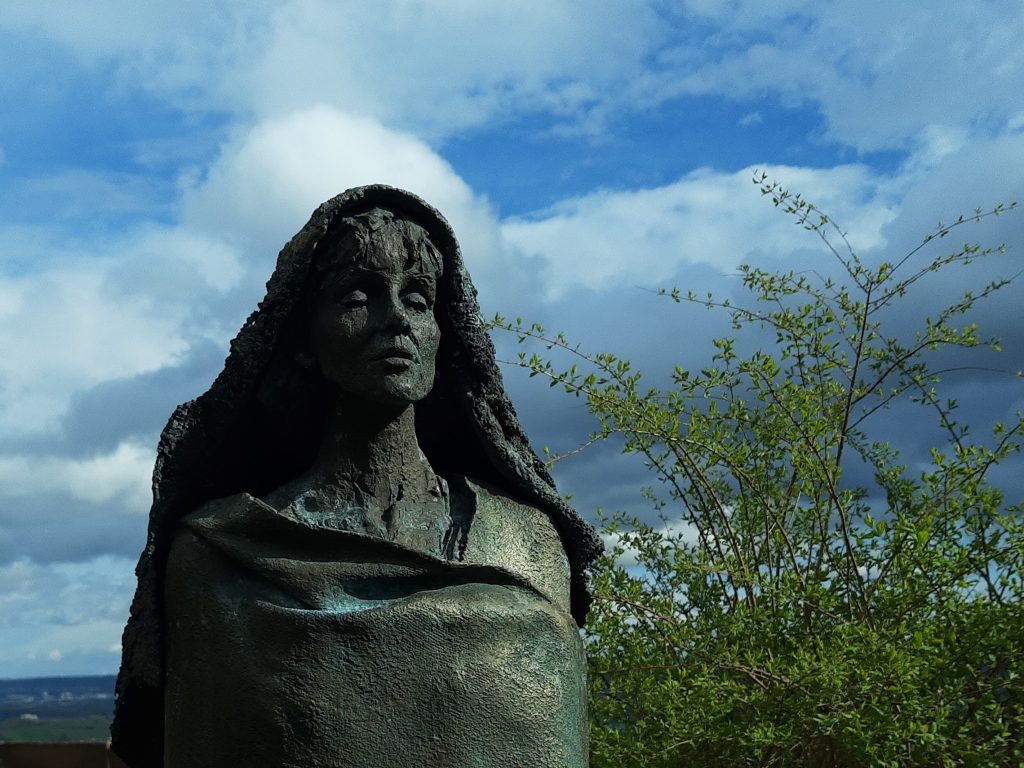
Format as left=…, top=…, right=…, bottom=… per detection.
left=370, top=348, right=417, bottom=366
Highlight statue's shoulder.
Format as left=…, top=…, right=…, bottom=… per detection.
left=457, top=476, right=572, bottom=614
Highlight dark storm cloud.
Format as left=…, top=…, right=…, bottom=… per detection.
left=59, top=339, right=226, bottom=457
left=0, top=493, right=146, bottom=566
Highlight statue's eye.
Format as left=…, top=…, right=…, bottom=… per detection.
left=403, top=292, right=431, bottom=312
left=340, top=290, right=368, bottom=309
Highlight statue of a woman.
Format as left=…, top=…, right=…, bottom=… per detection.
left=111, top=185, right=602, bottom=768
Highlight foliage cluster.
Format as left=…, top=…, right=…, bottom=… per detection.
left=494, top=176, right=1022, bottom=766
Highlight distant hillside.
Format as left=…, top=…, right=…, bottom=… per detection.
left=0, top=676, right=116, bottom=720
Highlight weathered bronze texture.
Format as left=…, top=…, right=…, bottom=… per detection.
left=111, top=186, right=601, bottom=767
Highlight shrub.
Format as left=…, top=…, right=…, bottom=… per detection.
left=495, top=176, right=1022, bottom=766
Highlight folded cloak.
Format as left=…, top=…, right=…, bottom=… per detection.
left=162, top=478, right=588, bottom=768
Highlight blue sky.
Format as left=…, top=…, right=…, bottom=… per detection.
left=1, top=1, right=1023, bottom=678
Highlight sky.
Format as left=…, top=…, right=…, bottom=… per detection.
left=1, top=0, right=1023, bottom=678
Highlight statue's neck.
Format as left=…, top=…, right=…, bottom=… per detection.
left=309, top=399, right=430, bottom=495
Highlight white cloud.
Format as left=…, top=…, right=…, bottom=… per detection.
left=862, top=131, right=1024, bottom=356
left=665, top=2, right=1024, bottom=151
left=503, top=163, right=897, bottom=299
left=0, top=177, right=247, bottom=439
left=877, top=131, right=1024, bottom=272
left=903, top=124, right=971, bottom=174
left=5, top=2, right=1024, bottom=154
left=65, top=441, right=154, bottom=510
left=182, top=106, right=477, bottom=248
left=1, top=1, right=240, bottom=55
left=0, top=1, right=264, bottom=102
left=6, top=168, right=171, bottom=222
left=0, top=555, right=137, bottom=676
left=0, top=556, right=134, bottom=621
left=0, top=281, right=20, bottom=318
left=231, top=0, right=659, bottom=137
left=2, top=1, right=661, bottom=139
left=0, top=440, right=153, bottom=512
left=603, top=519, right=700, bottom=569
left=738, top=111, right=763, bottom=127
left=179, top=105, right=514, bottom=303
left=132, top=224, right=245, bottom=294
left=0, top=264, right=190, bottom=436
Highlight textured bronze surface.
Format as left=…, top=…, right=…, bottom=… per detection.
left=112, top=186, right=600, bottom=767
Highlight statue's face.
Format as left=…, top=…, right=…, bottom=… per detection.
left=313, top=231, right=441, bottom=408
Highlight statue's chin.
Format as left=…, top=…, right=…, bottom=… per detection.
left=323, top=358, right=436, bottom=410
left=335, top=372, right=434, bottom=410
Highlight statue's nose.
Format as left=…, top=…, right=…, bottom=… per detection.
left=382, top=291, right=413, bottom=334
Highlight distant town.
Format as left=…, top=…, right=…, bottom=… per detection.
left=0, top=676, right=114, bottom=742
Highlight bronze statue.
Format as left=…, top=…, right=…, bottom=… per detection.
left=111, top=186, right=601, bottom=767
